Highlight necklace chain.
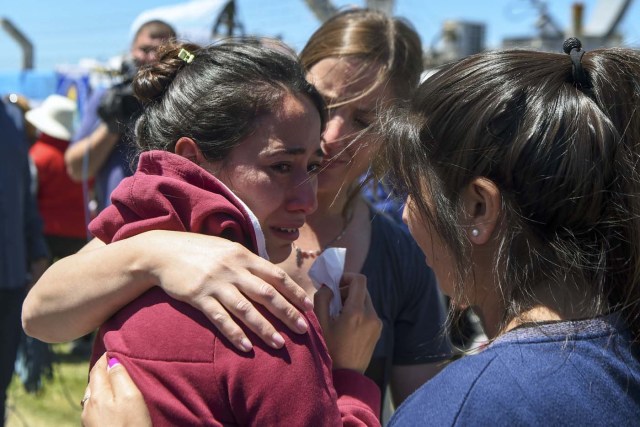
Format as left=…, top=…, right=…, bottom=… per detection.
left=293, top=214, right=353, bottom=267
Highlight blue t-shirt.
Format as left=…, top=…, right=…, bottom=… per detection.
left=71, top=88, right=136, bottom=210
left=390, top=313, right=640, bottom=426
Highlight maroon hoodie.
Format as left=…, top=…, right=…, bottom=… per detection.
left=89, top=151, right=380, bottom=426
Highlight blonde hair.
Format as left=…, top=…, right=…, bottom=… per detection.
left=300, top=8, right=422, bottom=101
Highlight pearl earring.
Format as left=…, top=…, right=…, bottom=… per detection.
left=471, top=228, right=480, bottom=237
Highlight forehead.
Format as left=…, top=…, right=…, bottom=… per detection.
left=238, top=93, right=322, bottom=156
left=133, top=29, right=165, bottom=49
left=306, top=57, right=393, bottom=108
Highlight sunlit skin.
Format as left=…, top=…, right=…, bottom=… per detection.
left=272, top=57, right=449, bottom=404
left=401, top=195, right=468, bottom=307
left=276, top=58, right=396, bottom=295
left=402, top=185, right=571, bottom=339
left=402, top=188, right=506, bottom=336
left=307, top=57, right=394, bottom=202
left=402, top=194, right=506, bottom=337
left=203, top=93, right=323, bottom=263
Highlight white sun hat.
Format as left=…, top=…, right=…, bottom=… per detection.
left=25, top=94, right=77, bottom=140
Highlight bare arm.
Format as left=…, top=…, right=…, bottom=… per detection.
left=389, top=363, right=444, bottom=407
left=65, top=123, right=119, bottom=181
left=22, top=236, right=155, bottom=342
left=22, top=230, right=313, bottom=350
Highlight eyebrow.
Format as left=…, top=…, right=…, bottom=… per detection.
left=263, top=147, right=324, bottom=157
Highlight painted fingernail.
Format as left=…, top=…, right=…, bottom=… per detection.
left=296, top=317, right=309, bottom=333
left=271, top=332, right=285, bottom=348
left=107, top=357, right=120, bottom=370
left=239, top=338, right=253, bottom=353
left=303, top=297, right=314, bottom=310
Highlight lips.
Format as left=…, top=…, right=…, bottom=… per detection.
left=277, top=227, right=298, bottom=233
left=270, top=225, right=303, bottom=242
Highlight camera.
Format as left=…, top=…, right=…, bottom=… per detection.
left=97, top=59, right=142, bottom=133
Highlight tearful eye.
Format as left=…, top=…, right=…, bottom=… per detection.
left=271, top=163, right=292, bottom=173
left=308, top=162, right=322, bottom=174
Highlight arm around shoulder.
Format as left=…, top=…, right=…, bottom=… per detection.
left=22, top=233, right=158, bottom=342
left=22, top=230, right=314, bottom=349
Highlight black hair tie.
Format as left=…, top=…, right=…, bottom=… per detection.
left=563, top=37, right=589, bottom=88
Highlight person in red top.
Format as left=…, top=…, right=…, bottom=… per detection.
left=82, top=40, right=382, bottom=426
left=26, top=95, right=88, bottom=259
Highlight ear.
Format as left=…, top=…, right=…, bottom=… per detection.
left=460, top=177, right=501, bottom=245
left=175, top=137, right=207, bottom=164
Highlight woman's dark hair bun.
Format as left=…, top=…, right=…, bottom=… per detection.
left=133, top=41, right=202, bottom=105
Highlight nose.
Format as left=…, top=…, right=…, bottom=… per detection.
left=141, top=51, right=158, bottom=66
left=321, top=112, right=351, bottom=155
left=402, top=197, right=412, bottom=225
left=287, top=174, right=318, bottom=216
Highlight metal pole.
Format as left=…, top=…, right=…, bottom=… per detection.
left=1, top=18, right=33, bottom=70
left=303, top=0, right=338, bottom=22
left=366, top=0, right=395, bottom=15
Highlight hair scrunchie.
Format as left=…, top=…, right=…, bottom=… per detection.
left=563, top=37, right=589, bottom=88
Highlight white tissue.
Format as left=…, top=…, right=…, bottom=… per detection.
left=308, top=247, right=347, bottom=318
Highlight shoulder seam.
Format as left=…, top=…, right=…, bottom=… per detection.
left=453, top=354, right=498, bottom=424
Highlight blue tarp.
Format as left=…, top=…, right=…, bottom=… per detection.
left=0, top=70, right=57, bottom=101
left=0, top=69, right=94, bottom=119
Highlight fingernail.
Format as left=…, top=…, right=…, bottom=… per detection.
left=107, top=357, right=120, bottom=370
left=303, top=297, right=314, bottom=310
left=271, top=332, right=285, bottom=348
left=239, top=338, right=253, bottom=353
left=296, top=317, right=309, bottom=333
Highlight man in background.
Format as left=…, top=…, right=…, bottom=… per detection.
left=65, top=20, right=176, bottom=211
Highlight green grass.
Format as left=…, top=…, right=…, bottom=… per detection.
left=6, top=343, right=89, bottom=427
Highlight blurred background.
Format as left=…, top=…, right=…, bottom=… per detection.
left=1, top=0, right=639, bottom=105
left=2, top=1, right=638, bottom=425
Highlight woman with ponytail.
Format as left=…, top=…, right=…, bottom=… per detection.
left=383, top=39, right=640, bottom=425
